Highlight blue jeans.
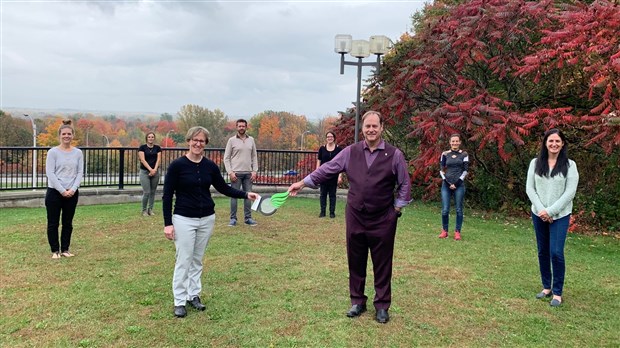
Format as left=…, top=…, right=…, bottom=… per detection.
left=441, top=181, right=465, bottom=231
left=531, top=213, right=570, bottom=296
left=230, top=172, right=252, bottom=220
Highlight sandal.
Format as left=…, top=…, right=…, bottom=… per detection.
left=52, top=252, right=61, bottom=259
left=60, top=251, right=75, bottom=258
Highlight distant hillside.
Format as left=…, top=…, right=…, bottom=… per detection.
left=2, top=107, right=164, bottom=120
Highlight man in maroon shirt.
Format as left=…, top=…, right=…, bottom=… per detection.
left=288, top=111, right=411, bottom=323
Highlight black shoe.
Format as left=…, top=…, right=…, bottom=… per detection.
left=376, top=308, right=389, bottom=323
left=189, top=296, right=206, bottom=311
left=346, top=304, right=367, bottom=317
left=319, top=213, right=326, bottom=218
left=174, top=305, right=187, bottom=318
left=329, top=213, right=336, bottom=218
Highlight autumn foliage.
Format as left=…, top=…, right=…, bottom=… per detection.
left=364, top=0, right=620, bottom=230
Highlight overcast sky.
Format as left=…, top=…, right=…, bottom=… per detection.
left=1, top=0, right=426, bottom=120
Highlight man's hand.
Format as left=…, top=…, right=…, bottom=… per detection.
left=229, top=172, right=237, bottom=183
left=287, top=181, right=305, bottom=196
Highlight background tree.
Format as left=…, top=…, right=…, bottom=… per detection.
left=0, top=111, right=31, bottom=146
left=364, top=0, right=620, bottom=230
left=160, top=113, right=174, bottom=122
left=37, top=118, right=66, bottom=147
left=256, top=114, right=282, bottom=149
left=176, top=104, right=228, bottom=147
left=251, top=111, right=310, bottom=150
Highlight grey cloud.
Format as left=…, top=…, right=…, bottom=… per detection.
left=2, top=1, right=425, bottom=118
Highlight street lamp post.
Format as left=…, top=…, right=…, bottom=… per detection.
left=84, top=128, right=90, bottom=179
left=102, top=135, right=110, bottom=185
left=23, top=114, right=37, bottom=188
left=334, top=34, right=391, bottom=143
left=300, top=130, right=311, bottom=151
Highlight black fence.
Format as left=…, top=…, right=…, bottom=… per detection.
left=0, top=147, right=318, bottom=190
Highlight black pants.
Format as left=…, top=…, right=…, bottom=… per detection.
left=319, top=179, right=338, bottom=215
left=45, top=188, right=79, bottom=253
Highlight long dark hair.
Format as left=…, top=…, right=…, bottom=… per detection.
left=534, top=128, right=569, bottom=177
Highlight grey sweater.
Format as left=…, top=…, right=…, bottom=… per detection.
left=526, top=158, right=579, bottom=219
left=46, top=147, right=84, bottom=193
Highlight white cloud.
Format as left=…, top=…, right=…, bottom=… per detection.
left=1, top=0, right=426, bottom=119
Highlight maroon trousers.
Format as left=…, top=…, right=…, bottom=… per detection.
left=345, top=205, right=399, bottom=310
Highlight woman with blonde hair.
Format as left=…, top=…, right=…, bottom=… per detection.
left=45, top=120, right=84, bottom=259
left=162, top=126, right=258, bottom=318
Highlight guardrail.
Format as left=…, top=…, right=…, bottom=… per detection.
left=0, top=147, right=318, bottom=190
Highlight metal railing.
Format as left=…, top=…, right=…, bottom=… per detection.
left=0, top=147, right=318, bottom=190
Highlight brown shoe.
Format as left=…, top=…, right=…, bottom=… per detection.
left=60, top=251, right=75, bottom=257
left=52, top=252, right=61, bottom=259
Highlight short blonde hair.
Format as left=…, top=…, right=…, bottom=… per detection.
left=185, top=126, right=210, bottom=145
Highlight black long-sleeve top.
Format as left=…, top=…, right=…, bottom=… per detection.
left=163, top=156, right=247, bottom=226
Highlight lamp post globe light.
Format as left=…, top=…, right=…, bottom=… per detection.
left=23, top=114, right=37, bottom=188
left=334, top=34, right=392, bottom=143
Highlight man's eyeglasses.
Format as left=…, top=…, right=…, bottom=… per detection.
left=191, top=139, right=206, bottom=144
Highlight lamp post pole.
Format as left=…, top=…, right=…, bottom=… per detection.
left=334, top=35, right=391, bottom=143
left=103, top=135, right=110, bottom=185
left=300, top=130, right=311, bottom=151
left=23, top=114, right=37, bottom=188
left=85, top=128, right=90, bottom=179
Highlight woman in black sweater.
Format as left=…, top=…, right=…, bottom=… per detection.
left=316, top=131, right=342, bottom=218
left=163, top=126, right=258, bottom=318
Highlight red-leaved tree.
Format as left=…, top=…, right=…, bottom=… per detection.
left=360, top=0, right=620, bottom=230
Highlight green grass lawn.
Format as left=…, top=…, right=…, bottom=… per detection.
left=1, top=198, right=618, bottom=347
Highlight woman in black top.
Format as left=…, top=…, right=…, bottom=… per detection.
left=138, top=132, right=162, bottom=216
left=316, top=131, right=342, bottom=218
left=162, top=126, right=258, bottom=318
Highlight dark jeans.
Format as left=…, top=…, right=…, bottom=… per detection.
left=441, top=181, right=465, bottom=231
left=531, top=213, right=570, bottom=296
left=319, top=179, right=338, bottom=215
left=45, top=188, right=79, bottom=253
left=230, top=172, right=252, bottom=220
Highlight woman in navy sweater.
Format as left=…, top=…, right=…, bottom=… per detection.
left=163, top=126, right=258, bottom=318
left=439, top=134, right=469, bottom=241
